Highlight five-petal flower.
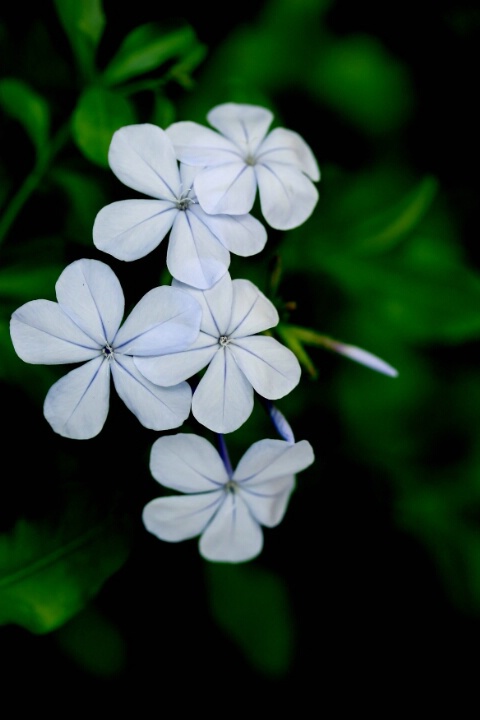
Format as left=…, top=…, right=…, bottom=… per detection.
left=93, top=123, right=267, bottom=289
left=134, top=272, right=302, bottom=433
left=142, top=432, right=315, bottom=562
left=10, top=258, right=202, bottom=439
left=166, top=102, right=320, bottom=230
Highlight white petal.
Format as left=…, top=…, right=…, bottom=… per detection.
left=192, top=207, right=267, bottom=257
left=143, top=492, right=224, bottom=542
left=207, top=103, right=273, bottom=154
left=173, top=272, right=233, bottom=337
left=134, top=332, right=218, bottom=386
left=255, top=163, right=319, bottom=230
left=192, top=348, right=254, bottom=433
left=114, top=286, right=201, bottom=356
left=93, top=199, right=177, bottom=261
left=239, top=477, right=295, bottom=528
left=43, top=356, right=110, bottom=439
left=257, top=127, right=320, bottom=181
left=230, top=336, right=301, bottom=399
left=330, top=341, right=399, bottom=377
left=199, top=491, right=263, bottom=562
left=150, top=433, right=228, bottom=492
left=55, top=258, right=124, bottom=345
left=194, top=163, right=257, bottom=216
left=227, top=279, right=278, bottom=338
left=167, top=208, right=230, bottom=289
left=234, top=439, right=315, bottom=484
left=108, top=124, right=180, bottom=200
left=166, top=121, right=241, bottom=165
left=111, top=355, right=192, bottom=430
left=10, top=300, right=101, bottom=364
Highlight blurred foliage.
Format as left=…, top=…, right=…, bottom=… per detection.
left=1, top=0, right=479, bottom=692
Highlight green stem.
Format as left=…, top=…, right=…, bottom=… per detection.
left=0, top=122, right=71, bottom=247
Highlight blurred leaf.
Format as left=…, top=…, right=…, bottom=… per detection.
left=53, top=0, right=105, bottom=79
left=311, top=34, right=413, bottom=135
left=205, top=563, right=295, bottom=677
left=166, top=42, right=208, bottom=89
left=50, top=167, right=108, bottom=243
left=0, top=264, right=64, bottom=301
left=71, top=86, right=136, bottom=167
left=149, top=93, right=176, bottom=128
left=0, top=78, right=50, bottom=155
left=324, top=254, right=480, bottom=343
left=0, top=483, right=132, bottom=634
left=351, top=176, right=439, bottom=254
left=102, top=23, right=202, bottom=86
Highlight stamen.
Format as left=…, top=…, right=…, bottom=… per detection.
left=102, top=343, right=114, bottom=360
left=219, top=335, right=230, bottom=346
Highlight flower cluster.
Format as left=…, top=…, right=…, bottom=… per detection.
left=10, top=102, right=394, bottom=562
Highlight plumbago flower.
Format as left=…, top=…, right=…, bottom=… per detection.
left=134, top=271, right=301, bottom=434
left=9, top=258, right=202, bottom=439
left=93, top=123, right=267, bottom=290
left=142, top=432, right=315, bottom=562
left=166, top=102, right=320, bottom=230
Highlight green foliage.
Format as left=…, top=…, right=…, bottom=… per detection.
left=53, top=0, right=106, bottom=80
left=0, top=483, right=132, bottom=634
left=102, top=23, right=206, bottom=86
left=205, top=562, right=295, bottom=676
left=0, top=78, right=50, bottom=156
left=71, top=86, right=137, bottom=166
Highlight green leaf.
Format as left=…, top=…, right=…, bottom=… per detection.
left=0, top=264, right=64, bottom=301
left=71, top=86, right=136, bottom=167
left=0, top=78, right=50, bottom=155
left=53, top=0, right=105, bottom=79
left=50, top=167, right=109, bottom=244
left=205, top=563, right=295, bottom=677
left=0, top=483, right=132, bottom=634
left=102, top=23, right=201, bottom=86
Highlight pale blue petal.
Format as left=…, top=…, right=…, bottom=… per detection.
left=257, top=127, right=320, bottom=181
left=194, top=162, right=257, bottom=216
left=111, top=355, right=192, bottom=430
left=167, top=209, right=230, bottom=289
left=114, top=286, right=201, bottom=357
left=149, top=433, right=228, bottom=492
left=234, top=439, right=315, bottom=484
left=143, top=492, right=224, bottom=543
left=192, top=348, right=254, bottom=433
left=191, top=206, right=267, bottom=257
left=227, top=279, right=278, bottom=338
left=108, top=123, right=180, bottom=200
left=166, top=121, right=240, bottom=165
left=43, top=356, right=110, bottom=439
left=55, top=258, right=124, bottom=345
left=239, top=476, right=295, bottom=527
left=255, top=163, right=319, bottom=230
left=93, top=199, right=177, bottom=261
left=134, top=332, right=217, bottom=386
left=230, top=336, right=301, bottom=399
left=199, top=491, right=263, bottom=562
left=207, top=103, right=273, bottom=154
left=173, top=272, right=233, bottom=338
left=10, top=300, right=101, bottom=364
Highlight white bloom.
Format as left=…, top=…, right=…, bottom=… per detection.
left=135, top=272, right=302, bottom=434
left=143, top=433, right=315, bottom=562
left=10, top=258, right=202, bottom=439
left=166, top=102, right=320, bottom=230
left=92, top=123, right=267, bottom=290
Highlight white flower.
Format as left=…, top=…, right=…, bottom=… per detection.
left=134, top=272, right=302, bottom=434
left=143, top=433, right=315, bottom=563
left=10, top=258, right=202, bottom=439
left=92, top=123, right=267, bottom=290
left=166, top=102, right=320, bottom=230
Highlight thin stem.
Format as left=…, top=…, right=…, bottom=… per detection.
left=0, top=122, right=71, bottom=247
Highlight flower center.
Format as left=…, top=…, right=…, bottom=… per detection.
left=225, top=479, right=237, bottom=494
left=245, top=153, right=256, bottom=166
left=219, top=335, right=230, bottom=347
left=176, top=186, right=196, bottom=211
left=102, top=343, right=115, bottom=360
